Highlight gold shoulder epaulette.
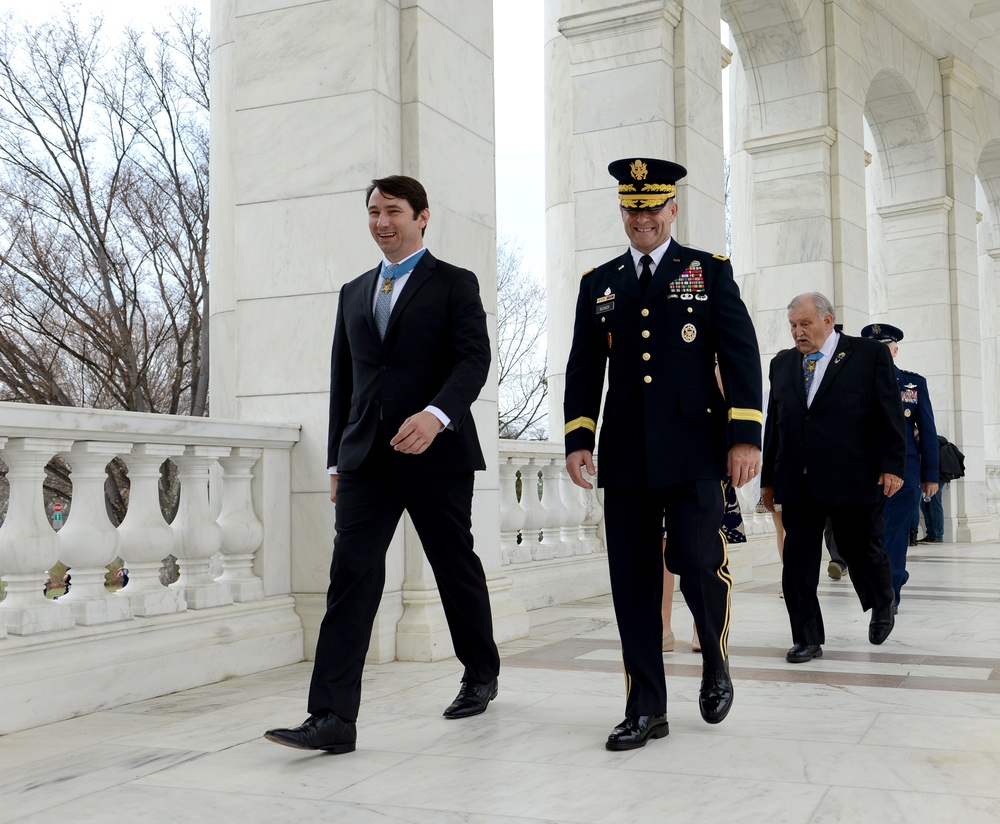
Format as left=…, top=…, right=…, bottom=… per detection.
left=712, top=253, right=729, bottom=261
left=582, top=267, right=595, bottom=277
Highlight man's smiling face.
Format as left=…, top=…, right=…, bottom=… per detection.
left=367, top=187, right=428, bottom=262
left=621, top=200, right=678, bottom=254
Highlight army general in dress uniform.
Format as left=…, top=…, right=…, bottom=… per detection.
left=564, top=158, right=763, bottom=751
left=860, top=323, right=939, bottom=609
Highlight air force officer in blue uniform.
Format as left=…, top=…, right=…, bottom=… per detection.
left=564, top=158, right=763, bottom=751
left=860, top=323, right=939, bottom=608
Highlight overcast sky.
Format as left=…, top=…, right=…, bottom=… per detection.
left=0, top=0, right=547, bottom=278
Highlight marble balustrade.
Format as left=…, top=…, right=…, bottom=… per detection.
left=987, top=463, right=1000, bottom=518
left=0, top=402, right=304, bottom=734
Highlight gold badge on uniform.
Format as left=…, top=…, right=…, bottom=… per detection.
left=630, top=159, right=648, bottom=180
left=904, top=409, right=911, bottom=417
left=681, top=323, right=697, bottom=343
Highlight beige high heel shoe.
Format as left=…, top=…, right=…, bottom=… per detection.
left=661, top=631, right=676, bottom=652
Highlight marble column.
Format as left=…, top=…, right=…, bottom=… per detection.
left=743, top=126, right=838, bottom=356
left=55, top=441, right=133, bottom=625
left=940, top=57, right=992, bottom=541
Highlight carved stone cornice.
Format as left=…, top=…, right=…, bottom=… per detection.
left=742, top=126, right=837, bottom=157
left=558, top=0, right=682, bottom=41
left=876, top=196, right=954, bottom=220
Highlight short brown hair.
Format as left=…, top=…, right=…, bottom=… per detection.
left=365, top=175, right=429, bottom=218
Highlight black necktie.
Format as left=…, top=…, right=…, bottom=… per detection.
left=639, top=254, right=653, bottom=296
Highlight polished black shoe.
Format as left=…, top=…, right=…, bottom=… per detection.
left=869, top=604, right=895, bottom=645
left=699, top=668, right=734, bottom=724
left=917, top=536, right=942, bottom=544
left=908, top=529, right=919, bottom=547
left=264, top=712, right=357, bottom=753
left=786, top=643, right=823, bottom=663
left=442, top=678, right=498, bottom=719
left=605, top=714, right=669, bottom=751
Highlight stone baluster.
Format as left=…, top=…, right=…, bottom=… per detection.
left=117, top=445, right=186, bottom=616
left=499, top=456, right=530, bottom=565
left=0, top=438, right=76, bottom=635
left=55, top=441, right=133, bottom=625
left=216, top=448, right=265, bottom=602
left=520, top=459, right=550, bottom=560
left=171, top=445, right=233, bottom=609
left=559, top=464, right=587, bottom=555
left=539, top=459, right=570, bottom=557
left=581, top=484, right=605, bottom=555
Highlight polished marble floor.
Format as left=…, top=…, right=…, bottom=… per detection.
left=3, top=541, right=1000, bottom=823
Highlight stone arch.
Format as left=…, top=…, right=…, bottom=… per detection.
left=863, top=69, right=943, bottom=203
left=722, top=0, right=828, bottom=136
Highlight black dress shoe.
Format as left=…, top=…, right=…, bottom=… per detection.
left=264, top=713, right=357, bottom=753
left=442, top=678, right=498, bottom=719
left=699, top=668, right=734, bottom=724
left=869, top=604, right=895, bottom=645
left=786, top=643, right=823, bottom=663
left=605, top=714, right=669, bottom=751
left=908, top=529, right=919, bottom=547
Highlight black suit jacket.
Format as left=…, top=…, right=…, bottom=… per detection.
left=327, top=251, right=489, bottom=476
left=563, top=241, right=762, bottom=488
left=761, top=333, right=906, bottom=506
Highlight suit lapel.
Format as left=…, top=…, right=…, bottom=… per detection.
left=811, top=334, right=852, bottom=406
left=381, top=250, right=434, bottom=342
left=362, top=265, right=382, bottom=339
left=607, top=251, right=641, bottom=302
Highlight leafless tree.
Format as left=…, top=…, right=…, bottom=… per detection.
left=497, top=236, right=548, bottom=439
left=0, top=6, right=209, bottom=414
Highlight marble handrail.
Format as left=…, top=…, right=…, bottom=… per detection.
left=0, top=403, right=299, bottom=637
left=498, top=439, right=605, bottom=565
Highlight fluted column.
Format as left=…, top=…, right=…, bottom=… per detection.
left=117, top=444, right=186, bottom=616
left=216, top=447, right=265, bottom=602
left=55, top=441, right=133, bottom=625
left=0, top=438, right=76, bottom=635
left=171, top=446, right=233, bottom=609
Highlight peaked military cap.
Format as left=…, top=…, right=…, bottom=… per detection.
left=608, top=157, right=687, bottom=210
left=860, top=322, right=904, bottom=343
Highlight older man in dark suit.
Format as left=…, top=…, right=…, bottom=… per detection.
left=761, top=293, right=907, bottom=663
left=265, top=175, right=500, bottom=753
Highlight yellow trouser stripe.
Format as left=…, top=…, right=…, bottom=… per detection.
left=715, top=481, right=734, bottom=662
left=564, top=416, right=597, bottom=436
left=728, top=407, right=763, bottom=424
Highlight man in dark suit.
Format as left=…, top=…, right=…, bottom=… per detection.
left=761, top=293, right=907, bottom=664
left=859, top=323, right=939, bottom=609
left=265, top=175, right=500, bottom=754
left=565, top=157, right=763, bottom=751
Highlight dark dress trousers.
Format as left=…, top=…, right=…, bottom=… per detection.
left=761, top=335, right=907, bottom=645
left=564, top=241, right=762, bottom=717
left=309, top=251, right=500, bottom=720
left=882, top=367, right=939, bottom=603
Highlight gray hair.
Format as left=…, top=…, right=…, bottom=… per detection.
left=788, top=292, right=835, bottom=321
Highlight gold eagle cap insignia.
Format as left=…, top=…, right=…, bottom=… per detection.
left=630, top=159, right=648, bottom=180
left=872, top=324, right=881, bottom=335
